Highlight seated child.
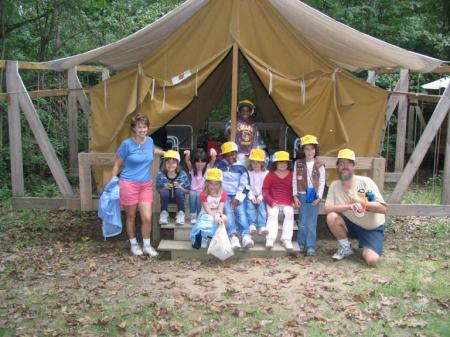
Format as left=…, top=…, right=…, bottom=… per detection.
left=246, top=148, right=269, bottom=236
left=156, top=150, right=190, bottom=225
left=184, top=148, right=217, bottom=224
left=262, top=151, right=296, bottom=251
left=190, top=168, right=228, bottom=249
left=293, top=135, right=325, bottom=256
left=215, top=141, right=252, bottom=250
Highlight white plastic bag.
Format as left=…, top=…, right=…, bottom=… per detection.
left=207, top=224, right=234, bottom=261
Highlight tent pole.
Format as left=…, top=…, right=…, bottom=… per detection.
left=230, top=43, right=239, bottom=141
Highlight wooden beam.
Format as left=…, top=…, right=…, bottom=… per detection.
left=389, top=82, right=450, bottom=203
left=395, top=69, right=409, bottom=172
left=372, top=157, right=385, bottom=193
left=367, top=70, right=377, bottom=85
left=385, top=172, right=402, bottom=182
left=388, top=91, right=441, bottom=103
left=384, top=79, right=402, bottom=127
left=11, top=197, right=80, bottom=210
left=229, top=43, right=239, bottom=142
left=68, top=68, right=79, bottom=172
left=442, top=113, right=450, bottom=204
left=386, top=204, right=450, bottom=217
left=0, top=60, right=104, bottom=72
left=78, top=152, right=94, bottom=211
left=7, top=61, right=74, bottom=197
left=6, top=62, right=25, bottom=196
left=0, top=88, right=90, bottom=102
left=406, top=105, right=415, bottom=154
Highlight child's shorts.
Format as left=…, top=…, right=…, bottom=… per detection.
left=342, top=216, right=384, bottom=255
left=119, top=179, right=153, bottom=205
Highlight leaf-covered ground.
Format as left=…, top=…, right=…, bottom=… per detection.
left=0, top=205, right=449, bottom=337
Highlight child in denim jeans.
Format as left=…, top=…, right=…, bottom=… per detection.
left=246, top=149, right=269, bottom=237
left=293, top=135, right=325, bottom=256
left=184, top=148, right=217, bottom=224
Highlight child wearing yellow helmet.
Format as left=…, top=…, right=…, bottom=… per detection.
left=225, top=99, right=264, bottom=157
left=293, top=135, right=326, bottom=256
left=262, top=151, right=296, bottom=251
left=156, top=150, right=191, bottom=225
left=190, top=168, right=228, bottom=249
left=246, top=149, right=269, bottom=237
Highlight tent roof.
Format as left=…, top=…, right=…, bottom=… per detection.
left=47, top=0, right=444, bottom=73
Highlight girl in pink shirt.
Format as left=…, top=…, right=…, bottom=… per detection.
left=184, top=148, right=217, bottom=224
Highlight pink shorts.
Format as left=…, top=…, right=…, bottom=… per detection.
left=119, top=179, right=153, bottom=205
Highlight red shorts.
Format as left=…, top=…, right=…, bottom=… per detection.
left=119, top=179, right=153, bottom=206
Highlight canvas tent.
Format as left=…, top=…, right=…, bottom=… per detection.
left=47, top=0, right=444, bottom=158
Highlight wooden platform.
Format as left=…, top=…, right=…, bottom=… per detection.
left=158, top=239, right=300, bottom=260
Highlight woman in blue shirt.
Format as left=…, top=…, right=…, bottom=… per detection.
left=111, top=114, right=164, bottom=256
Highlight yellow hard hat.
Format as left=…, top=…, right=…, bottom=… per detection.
left=237, top=99, right=255, bottom=115
left=164, top=149, right=180, bottom=161
left=300, top=134, right=319, bottom=146
left=273, top=151, right=290, bottom=162
left=221, top=141, right=239, bottom=155
left=205, top=168, right=223, bottom=182
left=249, top=148, right=266, bottom=162
left=337, top=148, right=355, bottom=161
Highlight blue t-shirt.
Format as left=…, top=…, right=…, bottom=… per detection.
left=117, top=137, right=154, bottom=182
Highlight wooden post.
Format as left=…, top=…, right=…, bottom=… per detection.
left=389, top=82, right=450, bottom=203
left=367, top=70, right=377, bottom=85
left=394, top=69, right=409, bottom=172
left=384, top=79, right=402, bottom=127
left=78, top=152, right=92, bottom=211
left=406, top=105, right=415, bottom=154
left=68, top=68, right=79, bottom=173
left=6, top=61, right=24, bottom=196
left=7, top=61, right=74, bottom=197
left=442, top=113, right=450, bottom=204
left=229, top=43, right=239, bottom=142
left=372, top=157, right=385, bottom=193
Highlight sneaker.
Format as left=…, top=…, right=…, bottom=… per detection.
left=143, top=244, right=159, bottom=257
left=282, top=239, right=293, bottom=251
left=242, top=235, right=254, bottom=249
left=265, top=238, right=274, bottom=249
left=258, top=227, right=269, bottom=236
left=201, top=237, right=210, bottom=249
left=332, top=245, right=353, bottom=261
left=175, top=211, right=185, bottom=225
left=230, top=235, right=241, bottom=250
left=130, top=243, right=143, bottom=256
left=190, top=213, right=197, bottom=224
left=159, top=210, right=169, bottom=225
left=249, top=225, right=257, bottom=235
left=306, top=249, right=316, bottom=256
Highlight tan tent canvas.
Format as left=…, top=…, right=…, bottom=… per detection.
left=48, top=0, right=444, bottom=159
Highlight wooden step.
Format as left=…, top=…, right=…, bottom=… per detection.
left=157, top=240, right=300, bottom=260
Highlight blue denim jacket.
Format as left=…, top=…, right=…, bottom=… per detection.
left=156, top=170, right=191, bottom=192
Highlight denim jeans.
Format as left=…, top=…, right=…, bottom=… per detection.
left=245, top=198, right=267, bottom=230
left=189, top=190, right=202, bottom=214
left=223, top=194, right=250, bottom=236
left=160, top=188, right=186, bottom=212
left=297, top=193, right=320, bottom=250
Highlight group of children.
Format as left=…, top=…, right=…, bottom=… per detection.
left=156, top=134, right=326, bottom=255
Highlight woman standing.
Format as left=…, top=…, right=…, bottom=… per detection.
left=111, top=114, right=164, bottom=256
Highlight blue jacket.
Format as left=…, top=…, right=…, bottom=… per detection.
left=156, top=170, right=191, bottom=192
left=215, top=159, right=249, bottom=201
left=98, top=177, right=122, bottom=239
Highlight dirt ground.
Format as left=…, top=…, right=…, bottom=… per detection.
left=0, top=208, right=449, bottom=337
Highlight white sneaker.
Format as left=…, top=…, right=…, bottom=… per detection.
left=249, top=225, right=257, bottom=235
left=175, top=211, right=185, bottom=225
left=332, top=245, right=353, bottom=261
left=201, top=238, right=209, bottom=249
left=258, top=227, right=269, bottom=236
left=230, top=235, right=241, bottom=250
left=159, top=210, right=169, bottom=225
left=282, top=239, right=293, bottom=251
left=242, top=235, right=254, bottom=249
left=130, top=243, right=143, bottom=256
left=143, top=244, right=159, bottom=257
left=190, top=213, right=197, bottom=224
left=265, top=238, right=274, bottom=249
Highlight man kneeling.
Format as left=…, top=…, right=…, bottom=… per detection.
left=325, top=149, right=387, bottom=266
